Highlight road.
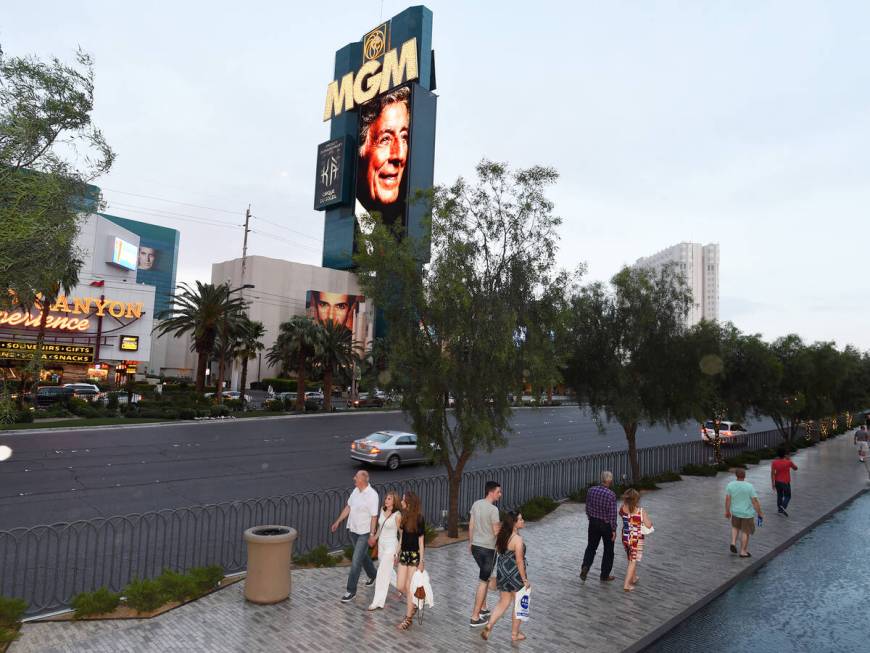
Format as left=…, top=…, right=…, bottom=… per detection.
left=0, top=408, right=775, bottom=529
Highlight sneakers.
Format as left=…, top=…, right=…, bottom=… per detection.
left=364, top=577, right=376, bottom=587
left=580, top=567, right=589, bottom=581
left=470, top=616, right=489, bottom=628
left=341, top=592, right=356, bottom=603
left=781, top=508, right=789, bottom=517
left=480, top=608, right=490, bottom=616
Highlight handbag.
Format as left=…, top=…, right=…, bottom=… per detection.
left=370, top=541, right=378, bottom=560
left=640, top=508, right=654, bottom=536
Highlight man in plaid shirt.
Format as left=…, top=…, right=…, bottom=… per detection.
left=580, top=470, right=618, bottom=582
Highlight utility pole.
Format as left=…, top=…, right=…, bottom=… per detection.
left=241, top=204, right=251, bottom=294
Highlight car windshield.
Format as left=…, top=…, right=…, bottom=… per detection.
left=364, top=432, right=392, bottom=443
left=704, top=421, right=715, bottom=429
left=731, top=424, right=745, bottom=431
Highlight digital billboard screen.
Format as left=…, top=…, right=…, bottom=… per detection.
left=110, top=237, right=138, bottom=270
left=306, top=290, right=364, bottom=331
left=355, top=84, right=411, bottom=229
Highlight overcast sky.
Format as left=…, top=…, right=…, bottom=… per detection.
left=4, top=1, right=869, bottom=349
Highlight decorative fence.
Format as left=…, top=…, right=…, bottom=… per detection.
left=0, top=427, right=791, bottom=616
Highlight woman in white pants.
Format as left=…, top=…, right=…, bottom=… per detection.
left=368, top=490, right=402, bottom=610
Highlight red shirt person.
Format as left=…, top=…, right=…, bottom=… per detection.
left=771, top=448, right=798, bottom=516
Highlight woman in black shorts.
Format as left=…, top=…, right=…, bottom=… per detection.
left=396, top=491, right=425, bottom=630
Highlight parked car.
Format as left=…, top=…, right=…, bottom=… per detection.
left=304, top=391, right=324, bottom=405
left=35, top=386, right=74, bottom=408
left=223, top=390, right=253, bottom=402
left=347, top=392, right=385, bottom=408
left=63, top=383, right=102, bottom=401
left=275, top=391, right=297, bottom=402
left=102, top=391, right=142, bottom=405
left=350, top=431, right=431, bottom=470
left=700, top=420, right=748, bottom=444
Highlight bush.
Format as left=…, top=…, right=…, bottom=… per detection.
left=105, top=394, right=119, bottom=410
left=265, top=399, right=285, bottom=412
left=262, top=378, right=296, bottom=393
left=156, top=569, right=198, bottom=602
left=179, top=408, right=196, bottom=420
left=37, top=404, right=70, bottom=418
left=569, top=486, right=589, bottom=503
left=188, top=565, right=224, bottom=594
left=651, top=470, right=682, bottom=483
left=343, top=545, right=355, bottom=561
left=304, top=400, right=321, bottom=412
left=681, top=463, right=719, bottom=477
left=517, top=496, right=559, bottom=521
left=15, top=409, right=34, bottom=423
left=294, top=545, right=340, bottom=567
left=68, top=397, right=90, bottom=415
left=124, top=578, right=165, bottom=613
left=209, top=405, right=229, bottom=418
left=424, top=522, right=437, bottom=544
left=0, top=597, right=27, bottom=628
left=71, top=587, right=121, bottom=618
left=223, top=399, right=243, bottom=411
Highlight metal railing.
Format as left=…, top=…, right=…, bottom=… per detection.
left=0, top=427, right=801, bottom=616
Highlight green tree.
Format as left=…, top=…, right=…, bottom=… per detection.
left=315, top=319, right=354, bottom=412
left=153, top=282, right=247, bottom=393
left=563, top=264, right=693, bottom=481
left=266, top=316, right=321, bottom=412
left=762, top=334, right=813, bottom=443
left=212, top=313, right=246, bottom=403
left=355, top=160, right=562, bottom=537
left=1, top=46, right=114, bottom=310
left=235, top=318, right=265, bottom=409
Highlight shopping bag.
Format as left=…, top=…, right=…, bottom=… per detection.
left=514, top=586, right=531, bottom=621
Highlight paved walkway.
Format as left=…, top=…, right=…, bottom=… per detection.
left=12, top=434, right=868, bottom=653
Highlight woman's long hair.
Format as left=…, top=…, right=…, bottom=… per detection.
left=622, top=488, right=640, bottom=513
left=495, top=511, right=518, bottom=554
left=402, top=491, right=422, bottom=533
left=382, top=490, right=401, bottom=515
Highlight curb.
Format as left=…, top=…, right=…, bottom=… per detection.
left=625, top=483, right=869, bottom=653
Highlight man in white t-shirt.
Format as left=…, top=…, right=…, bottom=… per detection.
left=331, top=470, right=380, bottom=602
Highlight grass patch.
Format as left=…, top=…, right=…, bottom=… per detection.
left=0, top=417, right=167, bottom=431
left=517, top=496, right=559, bottom=521
left=568, top=472, right=680, bottom=503
left=0, top=596, right=26, bottom=645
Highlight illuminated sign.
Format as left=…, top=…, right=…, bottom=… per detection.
left=323, top=37, right=419, bottom=121
left=0, top=340, right=95, bottom=363
left=110, top=237, right=138, bottom=270
left=314, top=138, right=352, bottom=210
left=0, top=294, right=145, bottom=333
left=119, top=335, right=139, bottom=351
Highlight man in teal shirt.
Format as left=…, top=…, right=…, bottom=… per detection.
left=725, top=468, right=764, bottom=558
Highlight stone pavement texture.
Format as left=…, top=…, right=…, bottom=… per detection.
left=12, top=434, right=868, bottom=653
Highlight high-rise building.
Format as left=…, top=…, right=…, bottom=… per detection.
left=634, top=242, right=719, bottom=327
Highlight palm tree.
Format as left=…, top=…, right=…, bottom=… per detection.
left=315, top=320, right=354, bottom=412
left=235, top=318, right=265, bottom=410
left=154, top=282, right=247, bottom=392
left=212, top=314, right=246, bottom=403
left=266, top=316, right=320, bottom=412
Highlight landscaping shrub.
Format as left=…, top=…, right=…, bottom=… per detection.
left=424, top=522, right=437, bottom=544
left=179, top=408, right=196, bottom=420
left=188, top=565, right=224, bottom=594
left=124, top=578, right=164, bottom=612
left=265, top=399, right=285, bottom=412
left=0, top=597, right=27, bottom=629
left=568, top=486, right=589, bottom=503
left=681, top=463, right=719, bottom=477
left=294, top=545, right=340, bottom=567
left=71, top=587, right=121, bottom=618
left=67, top=397, right=90, bottom=415
left=223, top=399, right=242, bottom=411
left=343, top=545, right=355, bottom=560
left=105, top=394, right=119, bottom=411
left=261, top=378, right=296, bottom=393
left=209, top=404, right=229, bottom=417
left=15, top=409, right=34, bottom=423
left=517, top=496, right=559, bottom=521
left=156, top=569, right=198, bottom=602
left=651, top=470, right=682, bottom=483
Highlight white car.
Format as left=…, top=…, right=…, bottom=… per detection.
left=63, top=383, right=102, bottom=400
left=700, top=420, right=748, bottom=444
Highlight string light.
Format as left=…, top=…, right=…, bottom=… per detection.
left=846, top=411, right=853, bottom=430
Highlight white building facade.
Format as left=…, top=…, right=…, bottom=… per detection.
left=634, top=242, right=719, bottom=328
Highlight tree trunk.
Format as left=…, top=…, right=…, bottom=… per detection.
left=547, top=385, right=553, bottom=404
left=215, top=354, right=226, bottom=403
left=30, top=295, right=51, bottom=404
left=295, top=358, right=306, bottom=412
left=239, top=358, right=249, bottom=411
left=195, top=351, right=208, bottom=393
left=622, top=421, right=640, bottom=482
left=445, top=450, right=471, bottom=538
left=323, top=366, right=333, bottom=412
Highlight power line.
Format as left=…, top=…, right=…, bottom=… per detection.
left=252, top=214, right=323, bottom=244
left=100, top=188, right=241, bottom=215
left=105, top=201, right=242, bottom=229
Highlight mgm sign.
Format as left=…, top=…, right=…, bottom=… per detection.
left=314, top=6, right=437, bottom=270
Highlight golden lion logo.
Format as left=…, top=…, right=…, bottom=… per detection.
left=363, top=23, right=389, bottom=61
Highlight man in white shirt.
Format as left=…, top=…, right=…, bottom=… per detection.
left=331, top=470, right=380, bottom=602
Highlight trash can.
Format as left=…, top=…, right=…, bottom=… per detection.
left=243, top=525, right=297, bottom=604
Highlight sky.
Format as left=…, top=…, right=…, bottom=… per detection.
left=3, top=1, right=869, bottom=349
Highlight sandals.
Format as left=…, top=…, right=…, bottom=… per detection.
left=397, top=616, right=413, bottom=630
left=481, top=626, right=492, bottom=641
left=512, top=632, right=527, bottom=642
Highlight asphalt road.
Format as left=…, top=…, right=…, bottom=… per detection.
left=0, top=408, right=775, bottom=529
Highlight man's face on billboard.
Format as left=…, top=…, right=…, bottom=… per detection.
left=362, top=100, right=409, bottom=205
left=138, top=246, right=156, bottom=270
left=315, top=292, right=353, bottom=327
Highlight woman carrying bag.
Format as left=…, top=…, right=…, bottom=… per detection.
left=396, top=492, right=426, bottom=631
left=619, top=488, right=653, bottom=592
left=368, top=490, right=401, bottom=610
left=481, top=511, right=529, bottom=643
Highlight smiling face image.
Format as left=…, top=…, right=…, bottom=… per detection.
left=361, top=101, right=409, bottom=205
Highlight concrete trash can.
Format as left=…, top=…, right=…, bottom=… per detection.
left=244, top=525, right=297, bottom=604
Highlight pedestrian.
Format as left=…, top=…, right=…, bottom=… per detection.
left=854, top=425, right=869, bottom=463
left=619, top=488, right=653, bottom=592
left=481, top=511, right=529, bottom=643
left=368, top=490, right=402, bottom=610
left=468, top=480, right=502, bottom=627
left=725, top=468, right=763, bottom=558
left=396, top=491, right=426, bottom=631
left=330, top=470, right=379, bottom=603
left=770, top=447, right=798, bottom=516
left=580, top=470, right=618, bottom=583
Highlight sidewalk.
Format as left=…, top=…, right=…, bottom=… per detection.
left=12, top=434, right=867, bottom=652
